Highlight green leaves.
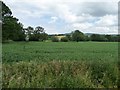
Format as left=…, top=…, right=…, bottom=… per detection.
left=72, top=30, right=85, bottom=42
left=2, top=1, right=25, bottom=42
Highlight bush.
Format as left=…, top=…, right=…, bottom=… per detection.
left=51, top=36, right=59, bottom=42
left=61, top=37, right=69, bottom=42
left=29, top=34, right=39, bottom=41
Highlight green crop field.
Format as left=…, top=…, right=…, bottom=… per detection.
left=2, top=42, right=119, bottom=88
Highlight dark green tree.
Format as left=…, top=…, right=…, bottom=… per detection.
left=2, top=1, right=25, bottom=41
left=27, top=26, right=34, bottom=35
left=117, top=35, right=120, bottom=42
left=91, top=34, right=107, bottom=42
left=61, top=37, right=69, bottom=42
left=51, top=36, right=59, bottom=42
left=34, top=26, right=44, bottom=34
left=72, top=30, right=85, bottom=42
left=111, top=35, right=119, bottom=42
left=40, top=33, right=48, bottom=41
left=29, top=26, right=48, bottom=41
left=85, top=35, right=90, bottom=41
left=66, top=34, right=72, bottom=41
left=105, top=35, right=112, bottom=42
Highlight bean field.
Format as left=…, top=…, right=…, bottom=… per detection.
left=2, top=42, right=119, bottom=88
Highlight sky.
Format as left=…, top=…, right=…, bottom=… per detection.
left=3, top=0, right=119, bottom=34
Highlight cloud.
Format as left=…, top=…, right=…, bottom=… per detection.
left=95, top=15, right=117, bottom=27
left=3, top=0, right=118, bottom=34
left=48, top=16, right=58, bottom=23
left=69, top=14, right=117, bottom=34
left=72, top=2, right=118, bottom=17
left=86, top=26, right=118, bottom=34
left=72, top=22, right=93, bottom=30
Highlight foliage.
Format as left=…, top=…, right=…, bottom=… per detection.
left=91, top=34, right=107, bottom=41
left=1, top=1, right=12, bottom=17
left=66, top=34, right=72, bottom=41
left=84, top=35, right=90, bottom=41
left=51, top=36, right=59, bottom=42
left=24, top=26, right=48, bottom=41
left=2, top=1, right=25, bottom=42
left=61, top=37, right=69, bottom=42
left=105, top=35, right=112, bottom=42
left=90, top=34, right=119, bottom=42
left=72, top=30, right=85, bottom=42
left=26, top=26, right=34, bottom=35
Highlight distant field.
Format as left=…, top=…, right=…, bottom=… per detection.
left=2, top=42, right=119, bottom=88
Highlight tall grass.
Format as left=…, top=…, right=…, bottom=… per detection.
left=3, top=61, right=118, bottom=88
left=2, top=42, right=119, bottom=88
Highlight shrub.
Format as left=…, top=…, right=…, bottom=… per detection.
left=29, top=34, right=39, bottom=41
left=51, top=36, right=59, bottom=42
left=61, top=37, right=69, bottom=42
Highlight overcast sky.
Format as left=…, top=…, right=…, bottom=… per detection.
left=3, top=0, right=119, bottom=34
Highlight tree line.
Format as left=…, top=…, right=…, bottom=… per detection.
left=51, top=30, right=120, bottom=42
left=1, top=1, right=120, bottom=43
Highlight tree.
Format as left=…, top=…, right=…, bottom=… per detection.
left=24, top=26, right=34, bottom=41
left=85, top=35, right=90, bottom=41
left=66, top=34, right=72, bottom=41
left=61, top=37, right=69, bottom=42
left=2, top=1, right=25, bottom=41
left=27, top=26, right=34, bottom=35
left=40, top=33, right=48, bottom=41
left=117, top=35, right=120, bottom=42
left=29, top=26, right=48, bottom=41
left=105, top=35, right=112, bottom=42
left=34, top=26, right=44, bottom=34
left=111, top=35, right=119, bottom=42
left=51, top=36, right=59, bottom=42
left=1, top=1, right=12, bottom=17
left=91, top=34, right=107, bottom=42
left=72, top=30, right=85, bottom=42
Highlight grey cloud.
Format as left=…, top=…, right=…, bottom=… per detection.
left=70, top=2, right=117, bottom=17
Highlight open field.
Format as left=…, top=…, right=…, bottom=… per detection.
left=2, top=42, right=119, bottom=88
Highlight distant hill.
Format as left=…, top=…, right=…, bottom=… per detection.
left=85, top=33, right=119, bottom=36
